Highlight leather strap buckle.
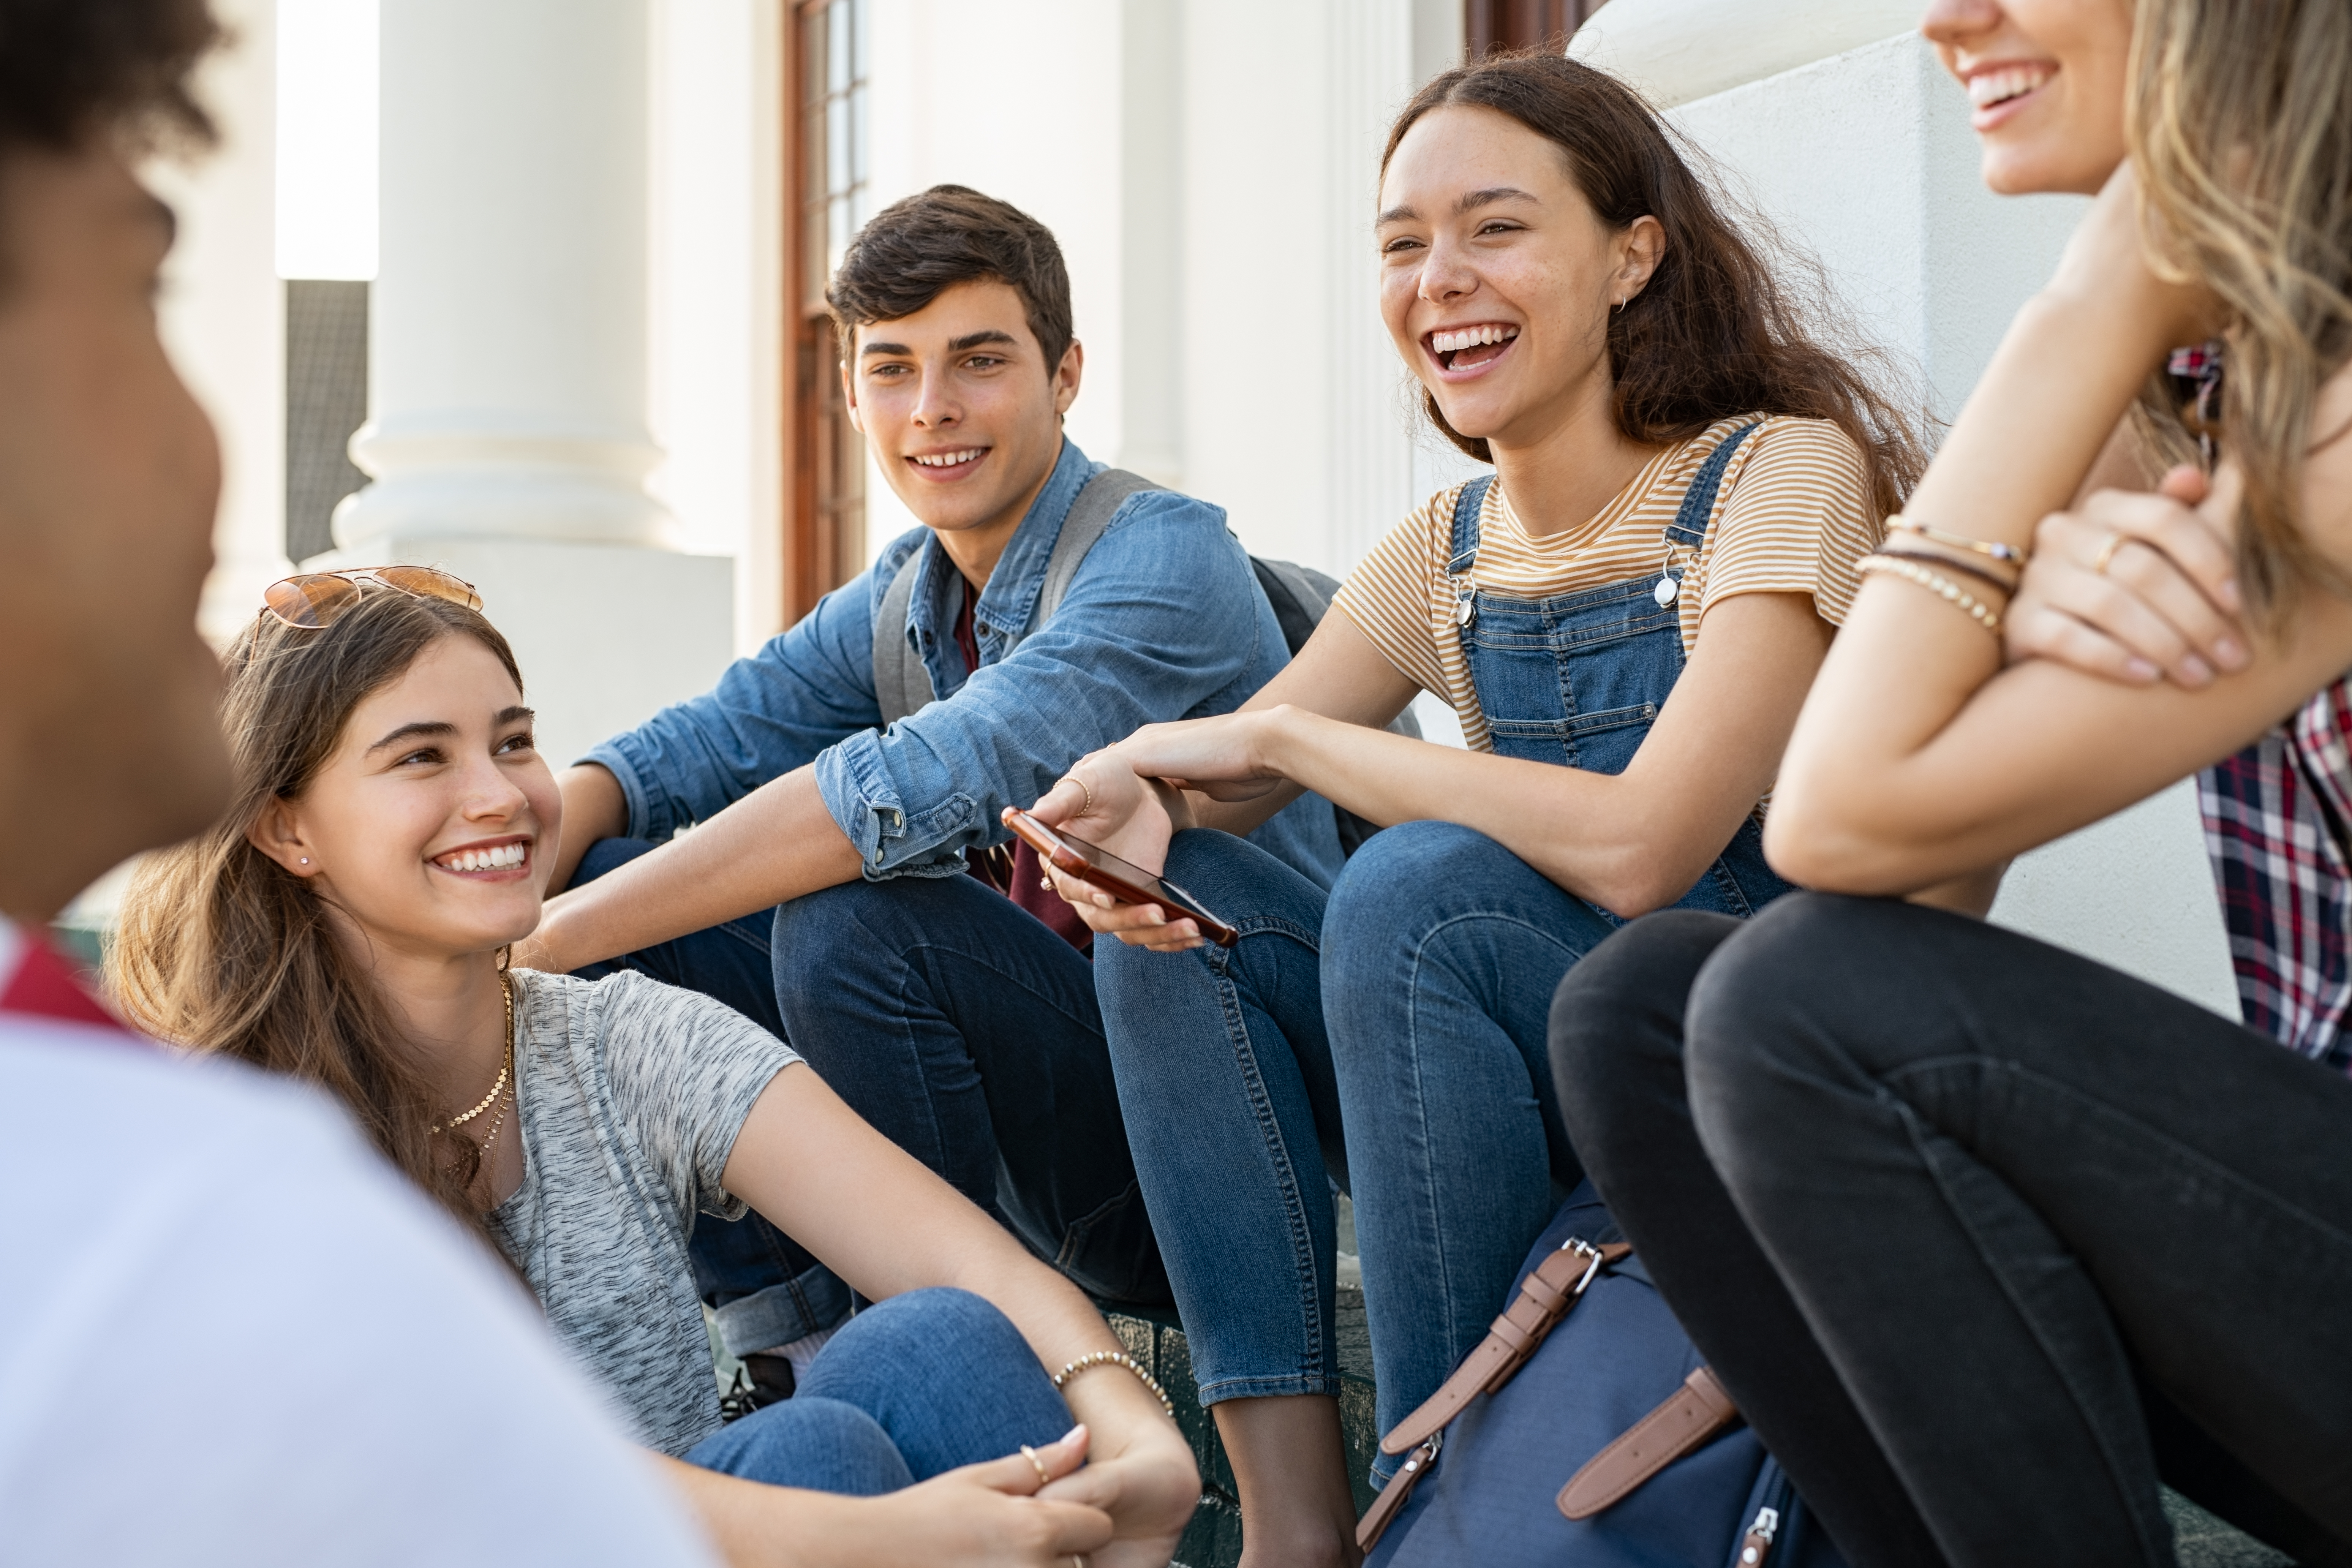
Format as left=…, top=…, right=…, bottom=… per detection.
left=1377, top=1236, right=1630, bottom=1458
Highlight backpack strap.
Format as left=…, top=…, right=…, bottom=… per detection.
left=870, top=549, right=934, bottom=729
left=1357, top=1234, right=1631, bottom=1552
left=1557, top=1366, right=1741, bottom=1521
left=1020, top=466, right=1163, bottom=645
left=871, top=467, right=1163, bottom=727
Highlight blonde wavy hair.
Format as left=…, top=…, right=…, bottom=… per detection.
left=2131, top=0, right=2352, bottom=626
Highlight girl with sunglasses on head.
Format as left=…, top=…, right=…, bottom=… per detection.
left=1548, top=0, right=2352, bottom=1563
left=1020, top=50, right=1925, bottom=1568
left=111, top=571, right=1197, bottom=1568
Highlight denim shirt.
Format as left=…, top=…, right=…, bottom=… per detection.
left=586, top=439, right=1344, bottom=889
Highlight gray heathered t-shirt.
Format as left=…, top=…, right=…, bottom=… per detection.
left=490, top=969, right=799, bottom=1457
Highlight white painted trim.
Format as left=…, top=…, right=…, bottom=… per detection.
left=1569, top=0, right=1920, bottom=109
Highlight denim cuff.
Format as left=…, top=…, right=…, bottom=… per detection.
left=813, top=730, right=983, bottom=881
left=711, top=1266, right=855, bottom=1356
left=579, top=733, right=670, bottom=842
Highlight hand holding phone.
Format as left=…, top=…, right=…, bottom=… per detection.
left=1001, top=806, right=1239, bottom=947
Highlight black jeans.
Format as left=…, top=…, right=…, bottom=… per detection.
left=576, top=840, right=1168, bottom=1359
left=1549, top=896, right=2352, bottom=1568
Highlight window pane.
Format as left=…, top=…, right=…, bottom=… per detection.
left=850, top=79, right=868, bottom=186
left=828, top=0, right=852, bottom=93
left=827, top=93, right=851, bottom=195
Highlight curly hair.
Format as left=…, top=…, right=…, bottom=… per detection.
left=0, top=0, right=220, bottom=154
left=1383, top=50, right=1928, bottom=524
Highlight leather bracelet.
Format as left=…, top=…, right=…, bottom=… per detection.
left=1053, top=1350, right=1177, bottom=1420
left=1889, top=511, right=2031, bottom=567
left=1875, top=547, right=2018, bottom=597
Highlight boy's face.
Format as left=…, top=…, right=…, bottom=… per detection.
left=846, top=278, right=1083, bottom=546
left=0, top=147, right=231, bottom=922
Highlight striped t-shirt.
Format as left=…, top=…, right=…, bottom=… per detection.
left=1332, top=415, right=1880, bottom=752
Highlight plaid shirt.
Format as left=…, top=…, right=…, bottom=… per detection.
left=2199, top=676, right=2352, bottom=1071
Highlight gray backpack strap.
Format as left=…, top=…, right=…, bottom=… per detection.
left=870, top=549, right=936, bottom=728
left=1021, top=468, right=1164, bottom=643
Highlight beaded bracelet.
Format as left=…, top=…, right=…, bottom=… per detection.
left=1053, top=1350, right=1177, bottom=1420
left=1859, top=553, right=2004, bottom=636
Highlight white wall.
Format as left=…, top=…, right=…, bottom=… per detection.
left=649, top=0, right=787, bottom=651
left=851, top=0, right=1467, bottom=578
left=153, top=0, right=291, bottom=646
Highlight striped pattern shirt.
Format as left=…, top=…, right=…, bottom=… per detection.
left=1331, top=415, right=1881, bottom=751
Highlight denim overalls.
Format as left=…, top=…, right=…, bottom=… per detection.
left=1445, top=423, right=1792, bottom=920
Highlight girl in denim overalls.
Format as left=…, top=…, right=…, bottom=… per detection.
left=1026, top=53, right=1924, bottom=1565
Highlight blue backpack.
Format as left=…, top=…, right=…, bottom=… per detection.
left=1359, top=1184, right=1848, bottom=1568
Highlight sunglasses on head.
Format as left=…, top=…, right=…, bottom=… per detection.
left=259, top=566, right=483, bottom=629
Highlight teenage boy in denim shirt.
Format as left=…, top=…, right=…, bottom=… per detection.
left=525, top=185, right=1342, bottom=1388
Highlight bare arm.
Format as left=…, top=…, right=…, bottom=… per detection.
left=519, top=765, right=863, bottom=974
left=1176, top=604, right=1422, bottom=839
left=1769, top=166, right=2352, bottom=893
left=648, top=1442, right=1113, bottom=1568
left=713, top=1065, right=1199, bottom=1568
left=1036, top=592, right=1830, bottom=948
left=548, top=762, right=628, bottom=892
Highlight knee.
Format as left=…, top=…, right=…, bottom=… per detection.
left=1323, top=820, right=1491, bottom=960
left=1683, top=893, right=1911, bottom=1168
left=815, top=1288, right=1029, bottom=1375
left=1548, top=911, right=1742, bottom=1148
left=686, top=1396, right=909, bottom=1494
left=770, top=877, right=917, bottom=994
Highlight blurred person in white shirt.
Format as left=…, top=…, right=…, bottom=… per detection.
left=0, top=2, right=717, bottom=1562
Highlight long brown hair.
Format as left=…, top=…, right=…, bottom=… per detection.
left=110, top=589, right=525, bottom=1243
left=2131, top=0, right=2352, bottom=628
left=1383, top=50, right=1927, bottom=520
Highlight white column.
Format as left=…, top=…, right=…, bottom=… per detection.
left=1575, top=0, right=2238, bottom=1017
left=337, top=0, right=733, bottom=768
left=150, top=0, right=289, bottom=647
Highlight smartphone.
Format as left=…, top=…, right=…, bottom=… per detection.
left=1000, top=806, right=1240, bottom=947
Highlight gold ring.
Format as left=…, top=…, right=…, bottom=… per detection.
left=1020, top=1443, right=1052, bottom=1490
left=2092, top=532, right=2127, bottom=575
left=1059, top=770, right=1095, bottom=816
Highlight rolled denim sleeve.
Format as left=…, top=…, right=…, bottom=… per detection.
left=581, top=548, right=899, bottom=841
left=814, top=493, right=1274, bottom=879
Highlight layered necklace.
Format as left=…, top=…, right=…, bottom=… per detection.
left=429, top=974, right=517, bottom=1171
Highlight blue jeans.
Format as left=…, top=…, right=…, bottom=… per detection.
left=1097, top=824, right=1614, bottom=1479
left=687, top=1288, right=1072, bottom=1492
left=577, top=839, right=1169, bottom=1355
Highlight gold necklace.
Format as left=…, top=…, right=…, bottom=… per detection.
left=430, top=975, right=515, bottom=1136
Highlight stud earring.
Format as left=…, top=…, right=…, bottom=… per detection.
left=299, top=857, right=310, bottom=865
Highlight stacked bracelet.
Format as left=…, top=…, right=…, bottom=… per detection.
left=1859, top=553, right=2005, bottom=636
left=1878, top=548, right=2015, bottom=596
left=1053, top=1349, right=1178, bottom=1420
left=1888, top=512, right=2031, bottom=567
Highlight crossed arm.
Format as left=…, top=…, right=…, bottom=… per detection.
left=1766, top=166, right=2352, bottom=894
left=1030, top=586, right=1835, bottom=950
